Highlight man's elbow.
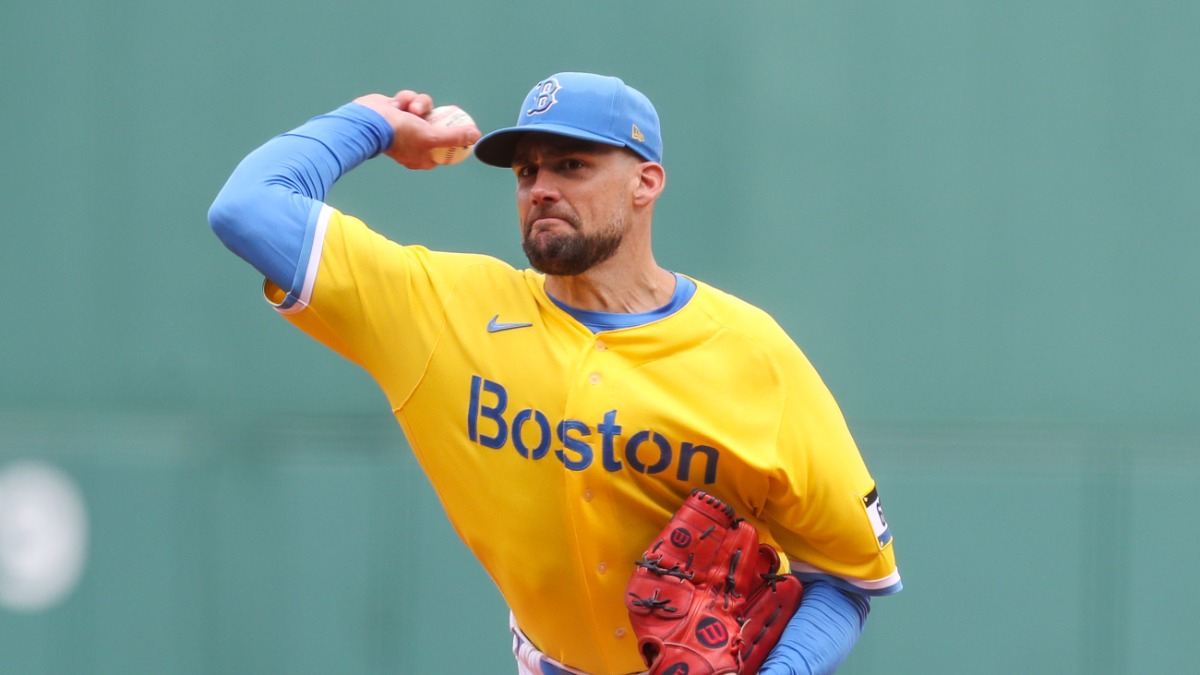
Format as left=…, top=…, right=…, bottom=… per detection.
left=207, top=187, right=251, bottom=250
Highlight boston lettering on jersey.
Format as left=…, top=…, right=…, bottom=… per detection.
left=467, top=375, right=719, bottom=484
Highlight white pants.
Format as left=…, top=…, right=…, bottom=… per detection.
left=510, top=613, right=648, bottom=675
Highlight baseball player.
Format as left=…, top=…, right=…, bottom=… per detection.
left=209, top=72, right=901, bottom=674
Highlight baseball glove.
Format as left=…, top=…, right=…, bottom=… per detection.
left=625, top=489, right=804, bottom=675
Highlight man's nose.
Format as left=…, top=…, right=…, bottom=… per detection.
left=528, top=173, right=560, bottom=205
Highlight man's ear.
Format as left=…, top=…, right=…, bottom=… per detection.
left=632, top=162, right=666, bottom=207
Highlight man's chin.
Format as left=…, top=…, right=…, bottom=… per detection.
left=526, top=256, right=588, bottom=276
left=523, top=236, right=582, bottom=275
left=522, top=230, right=620, bottom=276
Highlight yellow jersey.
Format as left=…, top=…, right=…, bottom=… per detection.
left=265, top=204, right=900, bottom=675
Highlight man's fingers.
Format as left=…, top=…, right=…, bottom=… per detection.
left=425, top=124, right=482, bottom=149
left=392, top=90, right=418, bottom=110
left=365, top=90, right=483, bottom=169
left=393, top=91, right=434, bottom=117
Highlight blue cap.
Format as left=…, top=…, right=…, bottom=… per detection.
left=475, top=72, right=662, bottom=167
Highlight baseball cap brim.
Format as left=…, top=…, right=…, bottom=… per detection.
left=473, top=123, right=632, bottom=168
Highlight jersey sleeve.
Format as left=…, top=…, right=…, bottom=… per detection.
left=263, top=208, right=497, bottom=406
left=210, top=101, right=496, bottom=403
left=765, top=348, right=902, bottom=597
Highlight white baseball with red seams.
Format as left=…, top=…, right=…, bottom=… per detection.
left=426, top=105, right=476, bottom=165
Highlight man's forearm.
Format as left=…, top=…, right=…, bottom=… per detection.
left=206, top=103, right=394, bottom=288
left=759, top=580, right=871, bottom=675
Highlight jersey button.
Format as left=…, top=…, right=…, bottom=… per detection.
left=594, top=340, right=607, bottom=352
left=597, top=562, right=607, bottom=574
left=614, top=628, right=626, bottom=638
left=582, top=489, right=594, bottom=502
left=588, top=373, right=601, bottom=385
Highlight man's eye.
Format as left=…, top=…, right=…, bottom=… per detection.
left=562, top=159, right=585, bottom=171
left=515, top=165, right=536, bottom=178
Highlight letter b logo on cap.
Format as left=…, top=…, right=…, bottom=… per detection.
left=526, top=78, right=561, bottom=116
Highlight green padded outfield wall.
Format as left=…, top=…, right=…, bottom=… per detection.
left=1, top=1, right=1196, bottom=673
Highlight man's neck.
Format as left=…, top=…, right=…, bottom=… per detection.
left=544, top=264, right=677, bottom=313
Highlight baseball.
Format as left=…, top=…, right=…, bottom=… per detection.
left=426, top=105, right=476, bottom=165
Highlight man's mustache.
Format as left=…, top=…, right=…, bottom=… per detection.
left=524, top=207, right=579, bottom=231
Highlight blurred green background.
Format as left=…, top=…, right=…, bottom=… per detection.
left=1, top=0, right=1197, bottom=673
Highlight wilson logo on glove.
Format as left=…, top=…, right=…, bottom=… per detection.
left=695, top=617, right=730, bottom=648
left=625, top=489, right=804, bottom=675
left=670, top=528, right=693, bottom=548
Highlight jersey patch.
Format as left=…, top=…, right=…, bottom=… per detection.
left=861, top=486, right=892, bottom=549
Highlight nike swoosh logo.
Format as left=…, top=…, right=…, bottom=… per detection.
left=487, top=315, right=533, bottom=333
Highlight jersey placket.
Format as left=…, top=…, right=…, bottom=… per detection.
left=559, top=333, right=634, bottom=659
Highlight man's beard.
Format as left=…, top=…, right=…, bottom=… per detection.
left=522, top=213, right=624, bottom=276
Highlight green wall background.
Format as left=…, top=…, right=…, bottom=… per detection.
left=1, top=1, right=1196, bottom=673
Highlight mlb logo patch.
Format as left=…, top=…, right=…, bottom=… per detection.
left=862, top=486, right=892, bottom=548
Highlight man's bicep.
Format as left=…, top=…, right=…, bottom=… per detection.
left=768, top=369, right=903, bottom=596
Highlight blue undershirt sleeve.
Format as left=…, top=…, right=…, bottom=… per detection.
left=207, top=103, right=394, bottom=292
left=758, top=580, right=872, bottom=675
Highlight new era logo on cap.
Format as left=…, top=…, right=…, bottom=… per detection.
left=475, top=72, right=663, bottom=167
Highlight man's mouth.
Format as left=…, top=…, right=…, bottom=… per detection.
left=527, top=213, right=575, bottom=235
